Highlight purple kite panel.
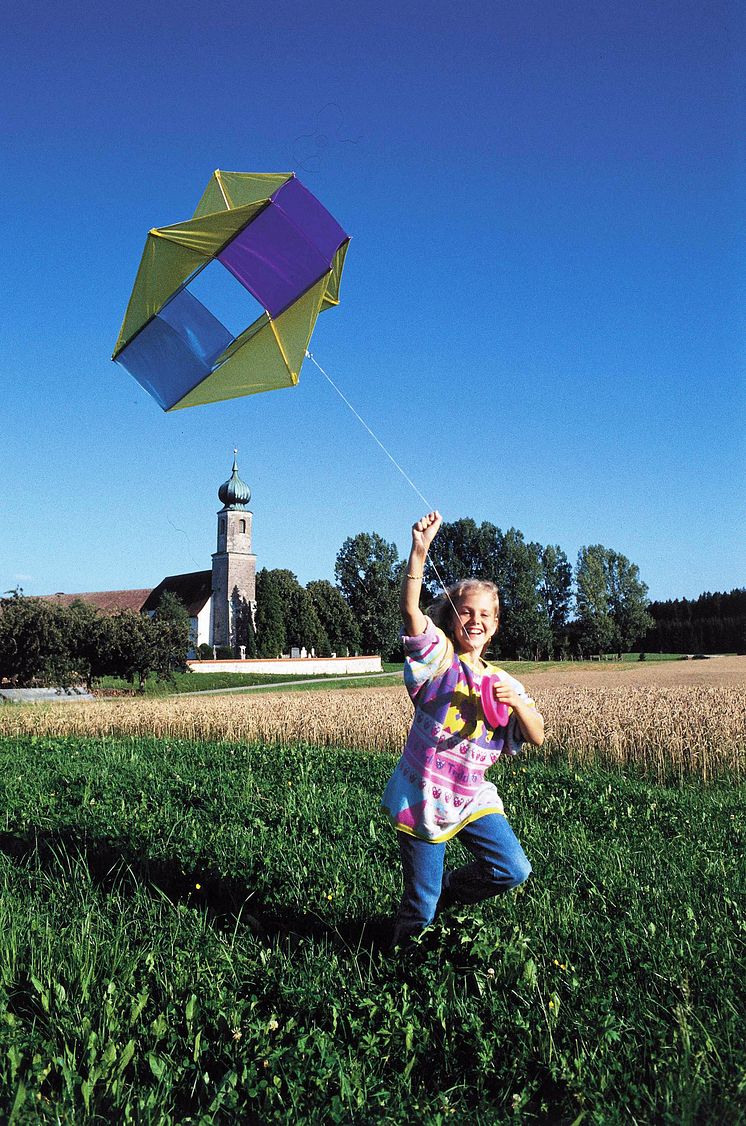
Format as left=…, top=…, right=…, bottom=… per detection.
left=217, top=176, right=348, bottom=318
left=271, top=176, right=348, bottom=263
left=217, top=206, right=324, bottom=318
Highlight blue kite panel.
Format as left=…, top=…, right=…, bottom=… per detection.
left=116, top=318, right=215, bottom=411
left=158, top=288, right=234, bottom=368
left=116, top=291, right=234, bottom=410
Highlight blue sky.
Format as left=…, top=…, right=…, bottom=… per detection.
left=1, top=0, right=743, bottom=603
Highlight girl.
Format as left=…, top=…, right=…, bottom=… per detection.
left=381, top=511, right=544, bottom=945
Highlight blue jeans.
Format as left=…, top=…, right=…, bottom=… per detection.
left=393, top=813, right=531, bottom=945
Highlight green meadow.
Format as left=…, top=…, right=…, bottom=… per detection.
left=0, top=734, right=743, bottom=1123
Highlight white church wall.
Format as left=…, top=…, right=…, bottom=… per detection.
left=195, top=601, right=212, bottom=648
left=187, top=655, right=383, bottom=676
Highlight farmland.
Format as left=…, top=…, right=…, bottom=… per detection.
left=2, top=656, right=744, bottom=782
left=0, top=660, right=743, bottom=1122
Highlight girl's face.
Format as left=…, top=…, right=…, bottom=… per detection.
left=451, top=590, right=499, bottom=656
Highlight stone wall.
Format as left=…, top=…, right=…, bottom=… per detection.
left=187, top=655, right=383, bottom=676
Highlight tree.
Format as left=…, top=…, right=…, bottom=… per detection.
left=107, top=610, right=159, bottom=689
left=575, top=546, right=616, bottom=655
left=0, top=592, right=76, bottom=686
left=233, top=591, right=257, bottom=657
left=645, top=588, right=746, bottom=653
left=255, top=569, right=286, bottom=658
left=152, top=592, right=191, bottom=678
left=263, top=569, right=329, bottom=654
left=575, top=546, right=652, bottom=656
left=287, top=585, right=329, bottom=654
left=425, top=518, right=503, bottom=593
left=538, top=545, right=573, bottom=657
left=307, top=580, right=362, bottom=656
left=66, top=598, right=113, bottom=689
left=335, top=532, right=401, bottom=659
left=493, top=530, right=551, bottom=660
left=605, top=551, right=654, bottom=656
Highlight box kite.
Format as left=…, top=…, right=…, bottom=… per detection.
left=112, top=171, right=349, bottom=411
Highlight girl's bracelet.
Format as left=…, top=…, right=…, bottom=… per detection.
left=406, top=573, right=423, bottom=580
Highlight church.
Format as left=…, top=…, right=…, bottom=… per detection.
left=46, top=455, right=257, bottom=657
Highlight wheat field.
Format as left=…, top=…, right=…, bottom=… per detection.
left=1, top=658, right=744, bottom=781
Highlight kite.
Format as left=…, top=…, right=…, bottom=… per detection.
left=112, top=171, right=349, bottom=411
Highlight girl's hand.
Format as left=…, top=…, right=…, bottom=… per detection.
left=492, top=681, right=521, bottom=709
left=491, top=680, right=545, bottom=747
left=412, top=511, right=442, bottom=553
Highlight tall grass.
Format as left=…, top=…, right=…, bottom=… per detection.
left=1, top=682, right=743, bottom=781
left=0, top=734, right=743, bottom=1123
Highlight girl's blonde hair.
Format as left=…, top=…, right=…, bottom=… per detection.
left=427, top=579, right=500, bottom=649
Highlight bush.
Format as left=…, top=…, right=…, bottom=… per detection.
left=197, top=643, right=214, bottom=660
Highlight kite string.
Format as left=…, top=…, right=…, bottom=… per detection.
left=305, top=351, right=433, bottom=509
left=304, top=350, right=462, bottom=620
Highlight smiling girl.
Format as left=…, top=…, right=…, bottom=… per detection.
left=381, top=511, right=544, bottom=946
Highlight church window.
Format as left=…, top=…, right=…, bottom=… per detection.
left=239, top=519, right=246, bottom=534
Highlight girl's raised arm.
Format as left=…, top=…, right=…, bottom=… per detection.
left=400, top=511, right=442, bottom=636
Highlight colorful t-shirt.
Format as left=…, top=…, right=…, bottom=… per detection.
left=381, top=618, right=542, bottom=842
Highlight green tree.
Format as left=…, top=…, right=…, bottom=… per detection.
left=576, top=546, right=653, bottom=657
left=307, top=580, right=362, bottom=656
left=539, top=545, right=573, bottom=657
left=66, top=598, right=113, bottom=688
left=105, top=610, right=157, bottom=689
left=335, top=532, right=400, bottom=659
left=0, top=592, right=76, bottom=686
left=255, top=569, right=286, bottom=658
left=233, top=591, right=257, bottom=658
left=425, top=518, right=503, bottom=593
left=575, top=545, right=616, bottom=655
left=152, top=592, right=191, bottom=678
left=265, top=569, right=329, bottom=655
left=605, top=550, right=654, bottom=656
left=493, top=530, right=552, bottom=660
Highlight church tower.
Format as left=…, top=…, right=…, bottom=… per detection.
left=211, top=452, right=256, bottom=650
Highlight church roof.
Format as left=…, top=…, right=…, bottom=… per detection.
left=39, top=589, right=153, bottom=613
left=141, top=571, right=212, bottom=617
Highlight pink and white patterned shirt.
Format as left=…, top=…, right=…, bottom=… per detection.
left=381, top=618, right=541, bottom=842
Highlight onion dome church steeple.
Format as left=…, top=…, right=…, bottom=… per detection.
left=218, top=450, right=251, bottom=510
left=211, top=451, right=256, bottom=650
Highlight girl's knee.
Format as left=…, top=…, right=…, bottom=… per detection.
left=482, top=854, right=531, bottom=891
left=506, top=856, right=531, bottom=889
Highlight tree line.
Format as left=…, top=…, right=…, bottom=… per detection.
left=645, top=589, right=745, bottom=655
left=331, top=518, right=654, bottom=661
left=5, top=524, right=737, bottom=688
left=0, top=591, right=190, bottom=690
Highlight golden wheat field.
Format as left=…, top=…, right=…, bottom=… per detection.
left=1, top=657, right=744, bottom=781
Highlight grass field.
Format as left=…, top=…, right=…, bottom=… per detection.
left=0, top=661, right=743, bottom=1122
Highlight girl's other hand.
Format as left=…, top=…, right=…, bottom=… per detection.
left=412, top=511, right=442, bottom=552
left=492, top=680, right=521, bottom=709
